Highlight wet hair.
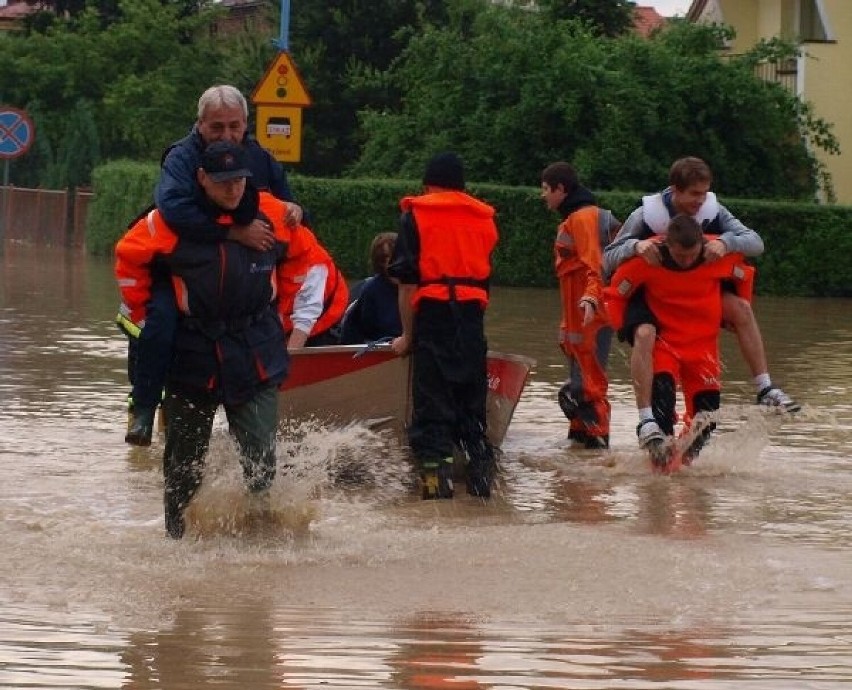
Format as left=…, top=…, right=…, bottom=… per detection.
left=197, top=85, right=248, bottom=120
left=669, top=156, right=712, bottom=191
left=666, top=213, right=702, bottom=249
left=369, top=232, right=397, bottom=274
left=541, top=162, right=578, bottom=194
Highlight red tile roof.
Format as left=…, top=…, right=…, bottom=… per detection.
left=0, top=1, right=39, bottom=23
left=633, top=5, right=667, bottom=37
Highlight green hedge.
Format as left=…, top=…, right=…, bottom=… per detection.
left=87, top=163, right=852, bottom=296
left=87, top=160, right=159, bottom=256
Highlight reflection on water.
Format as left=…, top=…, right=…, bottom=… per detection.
left=1, top=244, right=851, bottom=688
left=3, top=603, right=852, bottom=688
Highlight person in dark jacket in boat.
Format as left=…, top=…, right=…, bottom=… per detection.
left=603, top=156, right=800, bottom=454
left=388, top=152, right=499, bottom=500
left=120, top=84, right=303, bottom=447
left=340, top=232, right=402, bottom=345
left=115, top=141, right=300, bottom=539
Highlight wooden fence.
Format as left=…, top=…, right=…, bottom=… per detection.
left=0, top=185, right=93, bottom=249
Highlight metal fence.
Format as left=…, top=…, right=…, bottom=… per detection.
left=0, top=185, right=92, bottom=248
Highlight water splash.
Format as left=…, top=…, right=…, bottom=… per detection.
left=184, top=417, right=413, bottom=539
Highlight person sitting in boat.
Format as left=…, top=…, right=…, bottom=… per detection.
left=340, top=232, right=402, bottom=345
left=277, top=225, right=349, bottom=351
left=118, top=84, right=303, bottom=447
left=115, top=140, right=302, bottom=538
left=604, top=214, right=755, bottom=467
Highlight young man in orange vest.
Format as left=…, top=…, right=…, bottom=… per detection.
left=389, top=152, right=499, bottom=499
left=604, top=156, right=799, bottom=453
left=606, top=214, right=755, bottom=466
left=541, top=161, right=615, bottom=449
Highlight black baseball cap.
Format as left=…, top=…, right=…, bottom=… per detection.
left=200, top=140, right=253, bottom=182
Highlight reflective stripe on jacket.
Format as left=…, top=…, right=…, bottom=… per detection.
left=555, top=205, right=608, bottom=323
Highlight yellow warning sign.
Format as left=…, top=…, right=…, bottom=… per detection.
left=251, top=52, right=312, bottom=107
left=255, top=105, right=304, bottom=163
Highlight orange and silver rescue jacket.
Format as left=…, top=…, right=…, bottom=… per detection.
left=605, top=243, right=754, bottom=353
left=114, top=193, right=296, bottom=402
left=277, top=225, right=348, bottom=338
left=555, top=205, right=610, bottom=332
left=401, top=191, right=498, bottom=309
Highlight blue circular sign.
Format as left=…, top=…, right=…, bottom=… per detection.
left=0, top=107, right=35, bottom=160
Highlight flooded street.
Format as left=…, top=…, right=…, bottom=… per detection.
left=1, top=243, right=851, bottom=689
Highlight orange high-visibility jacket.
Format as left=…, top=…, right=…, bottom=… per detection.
left=555, top=205, right=610, bottom=332
left=605, top=248, right=754, bottom=353
left=115, top=193, right=298, bottom=330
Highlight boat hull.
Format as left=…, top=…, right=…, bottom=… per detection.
left=279, top=345, right=533, bottom=447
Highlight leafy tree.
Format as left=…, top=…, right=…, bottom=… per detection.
left=537, top=0, right=635, bottom=37
left=352, top=3, right=833, bottom=200
left=1, top=0, right=226, bottom=186
left=284, top=0, right=450, bottom=176
left=0, top=0, right=837, bottom=201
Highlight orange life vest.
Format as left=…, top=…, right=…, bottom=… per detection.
left=401, top=191, right=498, bottom=309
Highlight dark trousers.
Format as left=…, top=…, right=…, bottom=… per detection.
left=407, top=300, right=493, bottom=478
left=161, top=384, right=279, bottom=531
left=127, top=280, right=178, bottom=409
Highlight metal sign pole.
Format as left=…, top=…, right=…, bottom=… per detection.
left=276, top=0, right=290, bottom=51
left=0, top=159, right=7, bottom=243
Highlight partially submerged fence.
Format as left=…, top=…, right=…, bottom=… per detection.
left=0, top=185, right=92, bottom=249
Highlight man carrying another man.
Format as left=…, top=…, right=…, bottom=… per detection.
left=116, top=141, right=314, bottom=538
left=121, top=84, right=303, bottom=445
left=606, top=214, right=755, bottom=467
left=604, top=156, right=800, bottom=454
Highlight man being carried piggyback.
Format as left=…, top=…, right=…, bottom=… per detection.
left=604, top=156, right=800, bottom=455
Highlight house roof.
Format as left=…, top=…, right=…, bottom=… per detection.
left=0, top=0, right=39, bottom=28
left=633, top=5, right=667, bottom=37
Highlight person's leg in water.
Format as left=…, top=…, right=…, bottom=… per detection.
left=720, top=292, right=800, bottom=413
left=648, top=370, right=676, bottom=467
left=225, top=384, right=279, bottom=495
left=558, top=324, right=612, bottom=449
left=633, top=323, right=662, bottom=439
left=126, top=279, right=178, bottom=445
left=408, top=303, right=457, bottom=500
left=677, top=351, right=721, bottom=465
left=455, top=316, right=494, bottom=498
left=161, top=389, right=218, bottom=539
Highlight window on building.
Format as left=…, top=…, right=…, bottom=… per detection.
left=800, top=0, right=832, bottom=42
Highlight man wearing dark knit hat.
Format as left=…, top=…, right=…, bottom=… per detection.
left=422, top=151, right=466, bottom=190
left=388, top=152, right=499, bottom=500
